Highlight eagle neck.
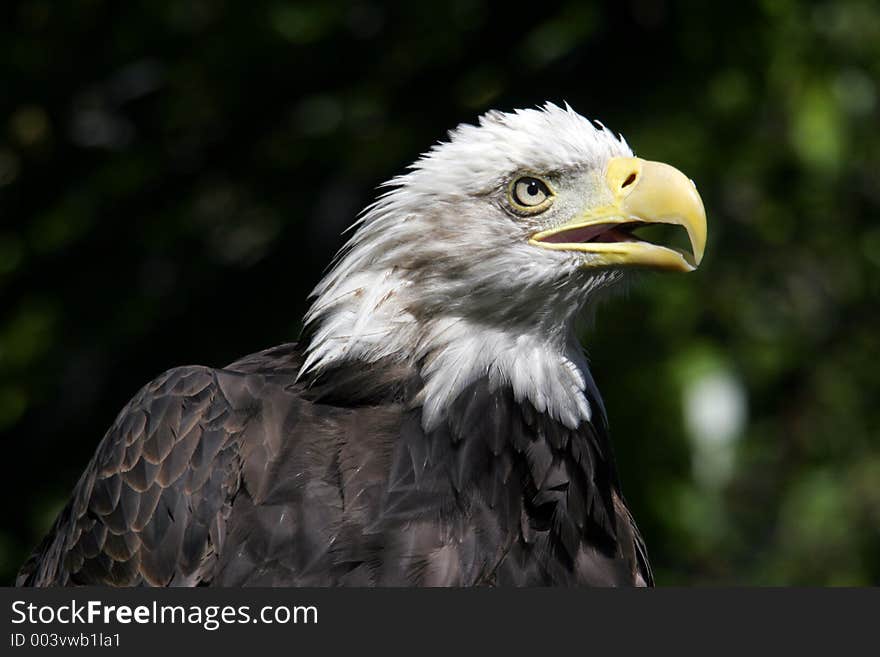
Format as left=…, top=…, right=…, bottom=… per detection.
left=302, top=267, right=599, bottom=432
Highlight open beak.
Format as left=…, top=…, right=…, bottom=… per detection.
left=529, top=157, right=707, bottom=272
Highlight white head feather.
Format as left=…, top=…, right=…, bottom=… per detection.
left=301, top=102, right=634, bottom=429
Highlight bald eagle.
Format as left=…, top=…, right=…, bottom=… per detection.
left=17, top=103, right=706, bottom=587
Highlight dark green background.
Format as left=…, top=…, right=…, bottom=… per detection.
left=2, top=0, right=878, bottom=585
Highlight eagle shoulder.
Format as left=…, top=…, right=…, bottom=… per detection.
left=16, top=363, right=258, bottom=586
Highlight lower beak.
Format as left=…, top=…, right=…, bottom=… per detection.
left=529, top=157, right=707, bottom=272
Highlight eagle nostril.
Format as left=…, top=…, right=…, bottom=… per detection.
left=621, top=172, right=638, bottom=189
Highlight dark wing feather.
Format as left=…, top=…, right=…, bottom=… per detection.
left=16, top=366, right=246, bottom=586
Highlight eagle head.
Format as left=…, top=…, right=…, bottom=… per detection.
left=304, top=103, right=707, bottom=429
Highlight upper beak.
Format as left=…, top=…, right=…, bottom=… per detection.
left=529, top=157, right=707, bottom=272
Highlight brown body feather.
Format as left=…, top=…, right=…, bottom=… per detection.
left=17, top=343, right=651, bottom=587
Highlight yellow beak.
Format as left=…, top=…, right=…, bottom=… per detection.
left=529, top=157, right=707, bottom=272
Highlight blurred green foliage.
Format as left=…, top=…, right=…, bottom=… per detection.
left=1, top=0, right=878, bottom=585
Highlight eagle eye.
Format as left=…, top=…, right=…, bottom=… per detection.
left=509, top=176, right=553, bottom=212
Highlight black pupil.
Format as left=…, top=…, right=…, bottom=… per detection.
left=526, top=180, right=540, bottom=196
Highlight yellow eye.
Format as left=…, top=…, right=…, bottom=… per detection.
left=510, top=176, right=552, bottom=211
